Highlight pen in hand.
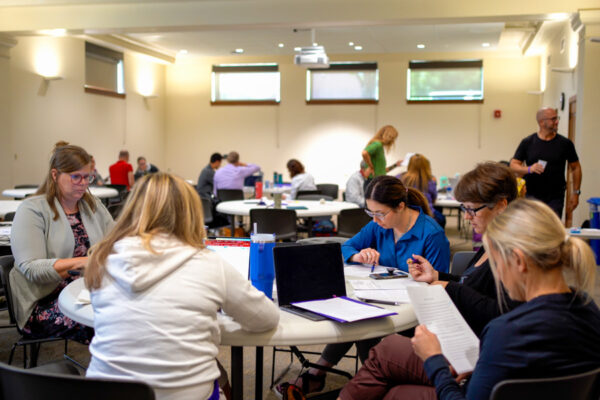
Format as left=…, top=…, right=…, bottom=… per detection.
left=371, top=264, right=375, bottom=273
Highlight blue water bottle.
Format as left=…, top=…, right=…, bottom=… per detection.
left=249, top=233, right=276, bottom=299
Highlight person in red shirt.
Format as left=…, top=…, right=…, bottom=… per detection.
left=109, top=150, right=134, bottom=190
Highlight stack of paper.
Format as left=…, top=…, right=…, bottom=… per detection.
left=350, top=278, right=427, bottom=305
left=291, top=296, right=396, bottom=323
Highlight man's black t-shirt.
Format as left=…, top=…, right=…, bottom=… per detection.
left=513, top=133, right=578, bottom=200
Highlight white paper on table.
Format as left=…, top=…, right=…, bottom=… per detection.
left=76, top=288, right=91, bottom=305
left=344, top=263, right=387, bottom=278
left=349, top=279, right=426, bottom=290
left=354, top=289, right=410, bottom=304
left=400, top=153, right=416, bottom=167
left=291, top=297, right=396, bottom=323
left=0, top=226, right=11, bottom=236
left=407, top=285, right=479, bottom=374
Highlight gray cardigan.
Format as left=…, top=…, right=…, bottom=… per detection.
left=10, top=195, right=114, bottom=329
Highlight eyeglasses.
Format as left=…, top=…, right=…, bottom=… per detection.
left=542, top=116, right=560, bottom=122
left=69, top=173, right=94, bottom=185
left=460, top=204, right=487, bottom=217
left=364, top=208, right=392, bottom=220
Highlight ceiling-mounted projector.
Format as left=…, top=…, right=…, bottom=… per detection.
left=294, top=46, right=329, bottom=69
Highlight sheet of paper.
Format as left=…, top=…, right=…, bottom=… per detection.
left=400, top=152, right=416, bottom=167
left=354, top=289, right=410, bottom=304
left=349, top=279, right=426, bottom=290
left=407, top=285, right=479, bottom=374
left=76, top=288, right=91, bottom=305
left=292, top=297, right=396, bottom=323
left=344, top=263, right=387, bottom=278
left=0, top=226, right=11, bottom=236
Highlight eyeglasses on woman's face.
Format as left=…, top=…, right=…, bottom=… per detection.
left=460, top=204, right=488, bottom=217
left=364, top=208, right=392, bottom=220
left=69, top=173, right=94, bottom=185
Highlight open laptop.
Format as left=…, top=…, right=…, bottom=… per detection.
left=273, top=242, right=346, bottom=321
left=205, top=237, right=251, bottom=279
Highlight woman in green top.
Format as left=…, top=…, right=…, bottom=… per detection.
left=362, top=125, right=401, bottom=177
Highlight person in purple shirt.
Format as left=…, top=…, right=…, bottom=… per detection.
left=213, top=151, right=260, bottom=196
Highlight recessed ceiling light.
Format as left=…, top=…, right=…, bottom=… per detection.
left=233, top=48, right=244, bottom=54
left=278, top=43, right=284, bottom=48
left=348, top=42, right=354, bottom=46
left=294, top=47, right=302, bottom=51
left=417, top=44, right=425, bottom=49
left=354, top=45, right=363, bottom=51
left=178, top=49, right=188, bottom=55
left=482, top=42, right=490, bottom=48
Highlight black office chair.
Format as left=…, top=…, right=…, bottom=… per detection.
left=0, top=360, right=156, bottom=400
left=217, top=189, right=244, bottom=203
left=201, top=197, right=214, bottom=224
left=14, top=185, right=38, bottom=189
left=296, top=190, right=321, bottom=198
left=337, top=208, right=371, bottom=238
left=490, top=367, right=600, bottom=400
left=316, top=184, right=339, bottom=200
left=450, top=251, right=476, bottom=276
left=0, top=256, right=69, bottom=368
left=250, top=209, right=297, bottom=241
left=3, top=212, right=15, bottom=222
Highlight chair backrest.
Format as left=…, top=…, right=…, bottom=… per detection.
left=201, top=197, right=213, bottom=224
left=3, top=212, right=15, bottom=222
left=316, top=184, right=339, bottom=200
left=490, top=367, right=600, bottom=400
left=250, top=209, right=297, bottom=241
left=450, top=251, right=476, bottom=276
left=105, top=184, right=129, bottom=203
left=0, top=255, right=17, bottom=327
left=337, top=208, right=371, bottom=238
left=14, top=185, right=38, bottom=189
left=296, top=194, right=334, bottom=201
left=0, top=361, right=156, bottom=400
left=296, top=190, right=321, bottom=198
left=217, top=189, right=244, bottom=203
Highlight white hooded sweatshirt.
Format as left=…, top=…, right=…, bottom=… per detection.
left=86, top=235, right=279, bottom=400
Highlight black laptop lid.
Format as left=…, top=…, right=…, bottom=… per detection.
left=273, top=243, right=346, bottom=306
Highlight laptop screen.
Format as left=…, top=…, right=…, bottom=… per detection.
left=205, top=237, right=251, bottom=279
left=273, top=243, right=346, bottom=306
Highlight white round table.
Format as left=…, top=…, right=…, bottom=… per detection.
left=2, top=187, right=119, bottom=199
left=216, top=199, right=358, bottom=218
left=59, top=275, right=416, bottom=400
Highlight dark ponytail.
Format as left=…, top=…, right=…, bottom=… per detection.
left=366, top=175, right=432, bottom=216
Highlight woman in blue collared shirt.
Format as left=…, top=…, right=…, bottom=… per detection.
left=275, top=176, right=450, bottom=397
left=342, top=175, right=449, bottom=273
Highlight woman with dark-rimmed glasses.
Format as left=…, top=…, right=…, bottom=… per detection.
left=10, top=142, right=113, bottom=343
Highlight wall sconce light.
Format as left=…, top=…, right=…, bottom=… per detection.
left=39, top=74, right=63, bottom=81
left=37, top=74, right=63, bottom=96
left=143, top=94, right=158, bottom=99
left=551, top=67, right=575, bottom=73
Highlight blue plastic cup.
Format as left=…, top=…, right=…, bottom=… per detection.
left=249, top=233, right=276, bottom=299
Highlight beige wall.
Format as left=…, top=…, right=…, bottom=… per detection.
left=165, top=52, right=540, bottom=194
left=0, top=44, right=11, bottom=194
left=1, top=35, right=166, bottom=196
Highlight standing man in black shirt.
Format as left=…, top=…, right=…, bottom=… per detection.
left=510, top=107, right=582, bottom=218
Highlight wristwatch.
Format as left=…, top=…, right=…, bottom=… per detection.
left=574, top=190, right=581, bottom=195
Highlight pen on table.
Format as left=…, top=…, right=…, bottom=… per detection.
left=370, top=264, right=375, bottom=273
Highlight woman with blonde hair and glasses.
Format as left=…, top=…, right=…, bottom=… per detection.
left=85, top=172, right=279, bottom=400
left=339, top=199, right=600, bottom=400
left=10, top=142, right=112, bottom=344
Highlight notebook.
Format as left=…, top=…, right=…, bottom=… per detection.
left=205, top=237, right=251, bottom=279
left=273, top=243, right=347, bottom=321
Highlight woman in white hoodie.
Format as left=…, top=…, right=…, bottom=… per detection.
left=85, top=172, right=280, bottom=400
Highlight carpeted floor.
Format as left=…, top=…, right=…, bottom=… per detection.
left=0, top=214, right=598, bottom=399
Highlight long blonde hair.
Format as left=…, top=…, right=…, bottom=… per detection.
left=483, top=199, right=596, bottom=302
left=401, top=154, right=433, bottom=194
left=368, top=125, right=399, bottom=151
left=86, top=172, right=206, bottom=290
left=38, top=141, right=96, bottom=220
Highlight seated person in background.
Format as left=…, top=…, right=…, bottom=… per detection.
left=345, top=161, right=372, bottom=207
left=277, top=175, right=449, bottom=397
left=133, top=156, right=159, bottom=181
left=85, top=172, right=280, bottom=400
left=197, top=152, right=223, bottom=199
left=10, top=142, right=113, bottom=344
left=286, top=159, right=317, bottom=199
left=340, top=198, right=600, bottom=400
left=409, top=161, right=521, bottom=336
left=89, top=155, right=104, bottom=186
left=109, top=150, right=134, bottom=190
left=213, top=151, right=260, bottom=197
left=399, top=153, right=445, bottom=228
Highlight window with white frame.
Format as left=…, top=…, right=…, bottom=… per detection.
left=84, top=42, right=125, bottom=98
left=211, top=64, right=280, bottom=104
left=407, top=60, right=483, bottom=102
left=307, top=62, right=378, bottom=103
